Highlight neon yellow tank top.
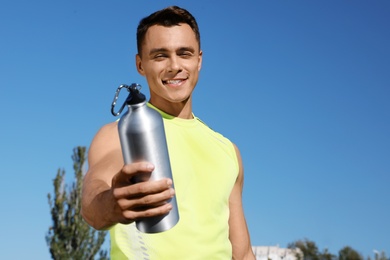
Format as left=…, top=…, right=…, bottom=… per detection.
left=110, top=104, right=239, bottom=259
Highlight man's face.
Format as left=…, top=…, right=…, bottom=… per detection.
left=136, top=24, right=202, bottom=109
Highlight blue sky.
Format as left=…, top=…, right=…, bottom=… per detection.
left=1, top=0, right=389, bottom=259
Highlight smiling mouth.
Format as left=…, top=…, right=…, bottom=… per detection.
left=162, top=79, right=187, bottom=85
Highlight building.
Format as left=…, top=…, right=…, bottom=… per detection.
left=252, top=245, right=303, bottom=260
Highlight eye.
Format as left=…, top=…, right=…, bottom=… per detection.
left=154, top=54, right=167, bottom=60
left=179, top=51, right=193, bottom=58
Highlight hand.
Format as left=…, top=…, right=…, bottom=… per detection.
left=110, top=162, right=175, bottom=225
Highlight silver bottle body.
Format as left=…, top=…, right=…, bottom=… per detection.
left=117, top=101, right=179, bottom=233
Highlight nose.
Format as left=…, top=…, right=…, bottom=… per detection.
left=167, top=55, right=181, bottom=73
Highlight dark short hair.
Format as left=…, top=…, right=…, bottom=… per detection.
left=136, top=6, right=201, bottom=56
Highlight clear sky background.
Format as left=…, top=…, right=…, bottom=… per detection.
left=1, top=0, right=389, bottom=259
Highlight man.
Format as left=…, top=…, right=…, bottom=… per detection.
left=81, top=6, right=255, bottom=259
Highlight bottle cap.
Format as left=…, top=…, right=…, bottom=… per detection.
left=111, top=83, right=144, bottom=116
left=127, top=85, right=146, bottom=105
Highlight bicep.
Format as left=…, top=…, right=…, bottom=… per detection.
left=85, top=122, right=123, bottom=187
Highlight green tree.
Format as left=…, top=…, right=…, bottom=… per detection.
left=321, top=248, right=336, bottom=260
left=288, top=239, right=320, bottom=260
left=46, top=146, right=108, bottom=259
left=288, top=239, right=336, bottom=260
left=338, top=246, right=363, bottom=260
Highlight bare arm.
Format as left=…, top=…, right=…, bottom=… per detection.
left=229, top=144, right=256, bottom=260
left=81, top=122, right=174, bottom=230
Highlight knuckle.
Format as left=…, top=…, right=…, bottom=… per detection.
left=143, top=209, right=154, bottom=217
left=117, top=199, right=128, bottom=210
left=141, top=195, right=152, bottom=205
left=112, top=189, right=121, bottom=199
left=136, top=183, right=148, bottom=194
left=122, top=164, right=133, bottom=173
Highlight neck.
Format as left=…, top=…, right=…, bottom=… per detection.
left=149, top=96, right=193, bottom=119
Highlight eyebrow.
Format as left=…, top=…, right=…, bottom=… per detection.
left=149, top=48, right=168, bottom=56
left=178, top=47, right=196, bottom=53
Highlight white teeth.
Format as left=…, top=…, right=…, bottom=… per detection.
left=165, top=80, right=182, bottom=84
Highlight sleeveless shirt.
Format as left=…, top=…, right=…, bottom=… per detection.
left=110, top=104, right=239, bottom=259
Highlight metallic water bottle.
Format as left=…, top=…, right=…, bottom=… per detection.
left=111, top=83, right=179, bottom=233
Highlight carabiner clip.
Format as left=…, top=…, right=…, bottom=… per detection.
left=111, top=84, right=142, bottom=116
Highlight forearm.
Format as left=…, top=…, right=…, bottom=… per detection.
left=232, top=240, right=255, bottom=260
left=230, top=212, right=255, bottom=260
left=81, top=178, right=119, bottom=230
left=230, top=144, right=255, bottom=259
left=233, top=252, right=255, bottom=260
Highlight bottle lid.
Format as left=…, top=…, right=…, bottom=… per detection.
left=111, top=83, right=145, bottom=116
left=127, top=85, right=146, bottom=105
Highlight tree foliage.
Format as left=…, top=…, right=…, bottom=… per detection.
left=339, top=246, right=363, bottom=260
left=288, top=238, right=388, bottom=260
left=46, top=146, right=108, bottom=260
left=288, top=238, right=336, bottom=260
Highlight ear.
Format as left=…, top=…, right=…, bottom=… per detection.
left=136, top=54, right=145, bottom=76
left=198, top=50, right=203, bottom=71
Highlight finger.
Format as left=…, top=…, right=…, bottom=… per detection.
left=122, top=162, right=155, bottom=175
left=112, top=162, right=155, bottom=186
left=121, top=203, right=173, bottom=222
left=116, top=188, right=175, bottom=210
left=113, top=178, right=173, bottom=199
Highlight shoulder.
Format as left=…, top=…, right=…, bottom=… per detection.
left=92, top=121, right=119, bottom=143
left=195, top=116, right=229, bottom=142
left=195, top=116, right=241, bottom=170
left=89, top=121, right=121, bottom=164
left=95, top=121, right=118, bottom=138
left=90, top=122, right=119, bottom=149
